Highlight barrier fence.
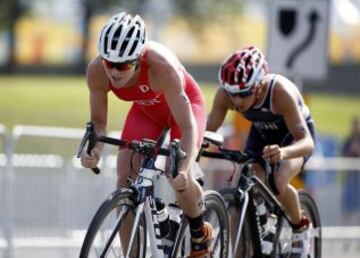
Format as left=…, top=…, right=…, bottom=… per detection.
left=0, top=124, right=360, bottom=258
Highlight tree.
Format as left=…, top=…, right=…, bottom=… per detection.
left=0, top=0, right=28, bottom=73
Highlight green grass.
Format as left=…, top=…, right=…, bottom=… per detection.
left=0, top=75, right=359, bottom=139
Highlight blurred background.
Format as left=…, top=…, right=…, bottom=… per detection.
left=0, top=0, right=360, bottom=257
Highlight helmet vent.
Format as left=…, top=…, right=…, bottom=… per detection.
left=104, top=35, right=109, bottom=55
left=128, top=30, right=140, bottom=56
left=230, top=71, right=235, bottom=84
left=111, top=25, right=123, bottom=50
left=237, top=69, right=243, bottom=84
left=103, top=24, right=114, bottom=55
left=246, top=69, right=253, bottom=83
left=142, top=31, right=146, bottom=43
left=119, top=27, right=134, bottom=57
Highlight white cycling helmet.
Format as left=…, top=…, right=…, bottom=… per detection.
left=218, top=46, right=268, bottom=95
left=98, top=12, right=146, bottom=63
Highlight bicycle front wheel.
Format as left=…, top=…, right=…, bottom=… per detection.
left=173, top=190, right=229, bottom=258
left=299, top=190, right=322, bottom=258
left=220, top=187, right=251, bottom=258
left=79, top=188, right=147, bottom=258
left=276, top=190, right=322, bottom=258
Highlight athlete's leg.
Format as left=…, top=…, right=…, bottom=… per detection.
left=117, top=103, right=165, bottom=187
left=169, top=100, right=206, bottom=218
left=275, top=159, right=314, bottom=258
left=169, top=100, right=211, bottom=257
left=274, top=158, right=304, bottom=224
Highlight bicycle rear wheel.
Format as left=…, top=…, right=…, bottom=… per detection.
left=79, top=189, right=147, bottom=258
left=220, top=187, right=251, bottom=258
left=173, top=190, right=229, bottom=258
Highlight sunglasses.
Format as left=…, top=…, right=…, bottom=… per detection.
left=102, top=59, right=138, bottom=71
left=228, top=90, right=253, bottom=98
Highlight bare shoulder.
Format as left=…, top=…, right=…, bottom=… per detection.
left=272, top=74, right=298, bottom=113
left=86, top=56, right=110, bottom=92
left=146, top=41, right=178, bottom=63
left=146, top=41, right=183, bottom=91
left=272, top=74, right=298, bottom=99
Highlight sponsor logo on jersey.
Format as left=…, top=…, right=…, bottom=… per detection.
left=135, top=97, right=162, bottom=106
left=254, top=121, right=279, bottom=130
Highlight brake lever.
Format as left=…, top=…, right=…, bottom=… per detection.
left=86, top=125, right=100, bottom=174
left=169, top=140, right=186, bottom=179
left=77, top=122, right=100, bottom=174
left=76, top=130, right=89, bottom=158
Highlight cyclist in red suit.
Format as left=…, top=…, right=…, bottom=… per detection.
left=207, top=46, right=316, bottom=258
left=80, top=12, right=211, bottom=257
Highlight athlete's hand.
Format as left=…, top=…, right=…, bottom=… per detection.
left=80, top=148, right=101, bottom=168
left=168, top=171, right=189, bottom=192
left=262, top=144, right=285, bottom=163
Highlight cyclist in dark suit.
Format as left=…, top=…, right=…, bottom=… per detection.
left=207, top=46, right=316, bottom=257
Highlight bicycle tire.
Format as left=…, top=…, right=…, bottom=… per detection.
left=220, top=187, right=251, bottom=258
left=173, top=190, right=229, bottom=258
left=274, top=190, right=322, bottom=258
left=79, top=188, right=147, bottom=258
left=299, top=190, right=322, bottom=258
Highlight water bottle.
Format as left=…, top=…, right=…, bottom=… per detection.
left=159, top=202, right=184, bottom=254
left=254, top=195, right=268, bottom=229
left=155, top=197, right=170, bottom=238
left=254, top=195, right=275, bottom=255
left=261, top=214, right=277, bottom=255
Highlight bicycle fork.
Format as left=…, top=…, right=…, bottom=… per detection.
left=125, top=202, right=145, bottom=258
left=233, top=189, right=249, bottom=258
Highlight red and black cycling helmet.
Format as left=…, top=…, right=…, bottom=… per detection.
left=218, top=46, right=268, bottom=96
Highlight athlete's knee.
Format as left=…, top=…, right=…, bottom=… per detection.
left=175, top=177, right=203, bottom=204
left=181, top=177, right=203, bottom=196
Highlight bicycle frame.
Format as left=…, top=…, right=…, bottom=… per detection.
left=77, top=122, right=184, bottom=258
left=199, top=148, right=296, bottom=258
left=232, top=163, right=294, bottom=258
left=121, top=158, right=179, bottom=258
left=79, top=124, right=229, bottom=258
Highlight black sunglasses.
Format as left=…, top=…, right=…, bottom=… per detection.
left=228, top=90, right=253, bottom=98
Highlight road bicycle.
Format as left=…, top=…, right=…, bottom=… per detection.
left=199, top=131, right=321, bottom=258
left=77, top=122, right=229, bottom=258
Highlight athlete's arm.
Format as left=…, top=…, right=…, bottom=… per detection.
left=81, top=57, right=110, bottom=168
left=148, top=49, right=197, bottom=179
left=206, top=88, right=231, bottom=132
left=264, top=77, right=314, bottom=162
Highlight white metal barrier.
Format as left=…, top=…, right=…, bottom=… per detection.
left=1, top=125, right=85, bottom=258
left=0, top=125, right=125, bottom=258
left=0, top=124, right=360, bottom=258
